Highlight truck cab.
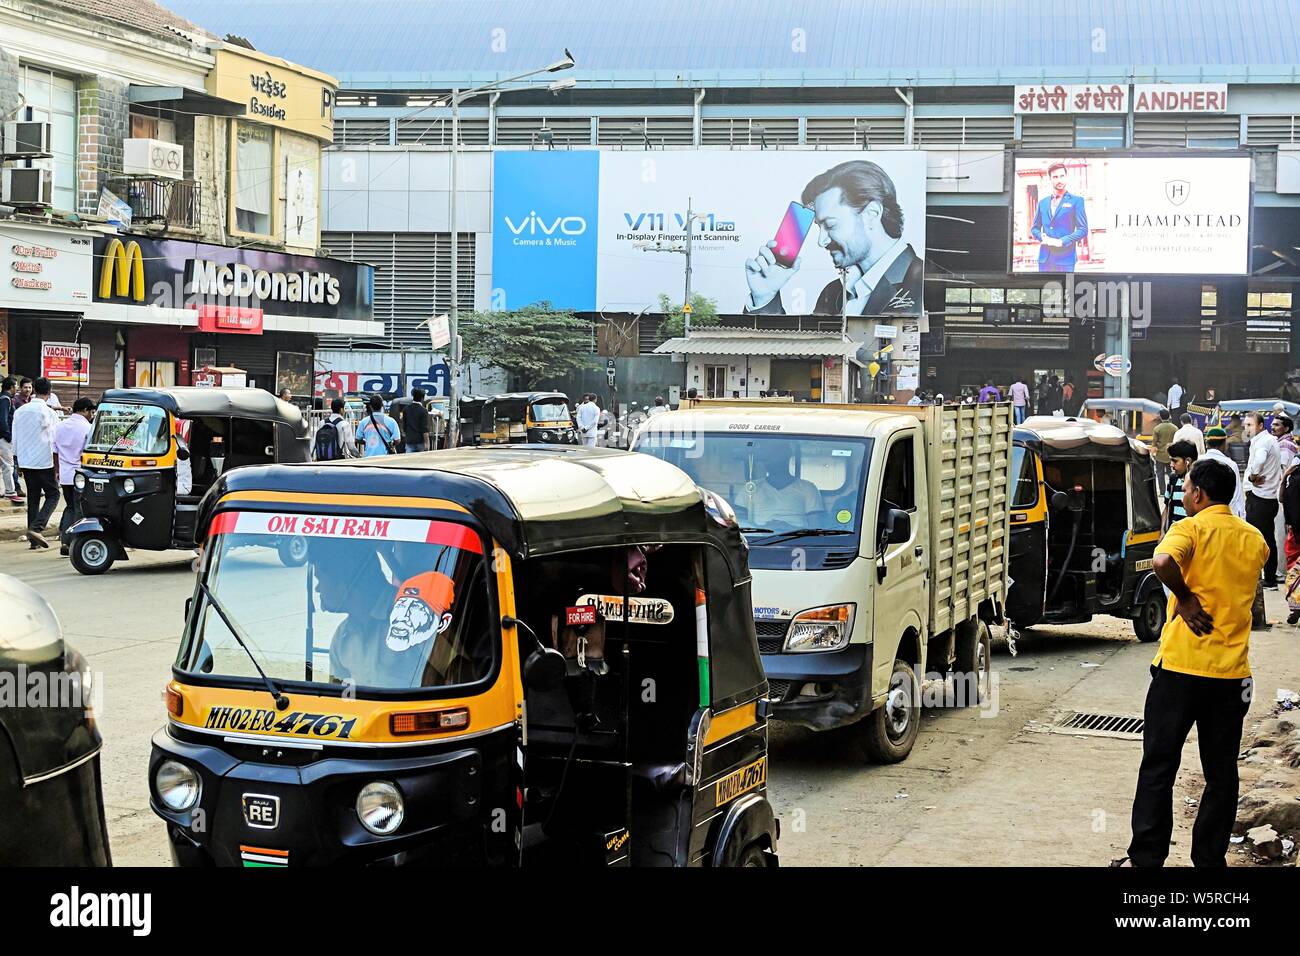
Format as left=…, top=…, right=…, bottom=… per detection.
left=634, top=402, right=1011, bottom=762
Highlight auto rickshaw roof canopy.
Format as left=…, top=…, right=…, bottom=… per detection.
left=1081, top=398, right=1168, bottom=415
left=1015, top=415, right=1151, bottom=462
left=100, top=387, right=309, bottom=436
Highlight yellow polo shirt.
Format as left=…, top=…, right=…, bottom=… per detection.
left=1153, top=504, right=1268, bottom=679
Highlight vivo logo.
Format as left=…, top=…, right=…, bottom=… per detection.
left=504, top=211, right=587, bottom=236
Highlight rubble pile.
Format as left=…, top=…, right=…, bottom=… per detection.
left=1233, top=713, right=1300, bottom=864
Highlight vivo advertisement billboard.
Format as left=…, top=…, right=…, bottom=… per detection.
left=1011, top=154, right=1252, bottom=275
left=491, top=150, right=927, bottom=317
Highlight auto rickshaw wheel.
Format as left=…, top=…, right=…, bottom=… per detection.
left=860, top=658, right=920, bottom=764
left=952, top=620, right=992, bottom=706
left=70, top=534, right=116, bottom=575
left=735, top=842, right=773, bottom=867
left=277, top=535, right=308, bottom=567
left=1133, top=591, right=1166, bottom=643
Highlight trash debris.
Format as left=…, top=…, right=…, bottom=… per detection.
left=1283, top=838, right=1296, bottom=856
left=1005, top=624, right=1019, bottom=658
left=1081, top=662, right=1101, bottom=668
left=1184, top=797, right=1198, bottom=806
left=1276, top=688, right=1300, bottom=710
left=894, top=790, right=908, bottom=800
left=1230, top=835, right=1246, bottom=844
left=1246, top=824, right=1284, bottom=859
left=923, top=805, right=937, bottom=811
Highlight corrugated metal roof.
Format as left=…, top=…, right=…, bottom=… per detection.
left=162, top=0, right=1300, bottom=85
left=657, top=329, right=862, bottom=361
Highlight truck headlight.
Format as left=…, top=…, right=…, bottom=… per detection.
left=122, top=477, right=136, bottom=495
left=784, top=603, right=856, bottom=652
left=155, top=759, right=201, bottom=811
left=74, top=472, right=86, bottom=491
left=356, top=781, right=404, bottom=835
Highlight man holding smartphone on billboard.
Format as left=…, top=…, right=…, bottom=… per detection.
left=1030, top=161, right=1090, bottom=272
left=744, top=160, right=923, bottom=318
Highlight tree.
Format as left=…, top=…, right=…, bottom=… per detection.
left=657, top=293, right=720, bottom=338
left=458, top=301, right=595, bottom=389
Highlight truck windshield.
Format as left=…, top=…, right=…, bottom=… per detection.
left=636, top=431, right=872, bottom=542
left=86, top=402, right=171, bottom=456
left=177, top=511, right=495, bottom=692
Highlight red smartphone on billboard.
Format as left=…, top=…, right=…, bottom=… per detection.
left=772, top=201, right=815, bottom=268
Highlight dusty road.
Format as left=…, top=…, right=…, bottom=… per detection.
left=4, top=528, right=1296, bottom=867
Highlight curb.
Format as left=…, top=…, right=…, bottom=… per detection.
left=0, top=502, right=66, bottom=537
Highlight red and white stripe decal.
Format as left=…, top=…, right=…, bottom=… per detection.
left=208, top=510, right=482, bottom=553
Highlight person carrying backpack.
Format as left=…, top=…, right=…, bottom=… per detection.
left=315, top=397, right=357, bottom=461
left=356, top=393, right=400, bottom=457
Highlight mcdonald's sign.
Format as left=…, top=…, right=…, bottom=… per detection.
left=98, top=238, right=145, bottom=302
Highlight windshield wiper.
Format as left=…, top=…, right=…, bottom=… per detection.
left=740, top=526, right=775, bottom=534
left=101, top=414, right=146, bottom=454
left=754, top=528, right=856, bottom=545
left=198, top=582, right=289, bottom=710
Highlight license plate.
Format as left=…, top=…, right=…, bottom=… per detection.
left=714, top=756, right=767, bottom=806
left=242, top=793, right=280, bottom=829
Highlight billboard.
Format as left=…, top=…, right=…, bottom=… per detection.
left=491, top=150, right=927, bottom=317
left=1011, top=155, right=1251, bottom=275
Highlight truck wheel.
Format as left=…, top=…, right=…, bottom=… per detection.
left=860, top=659, right=920, bottom=763
left=1133, top=591, right=1166, bottom=643
left=70, top=534, right=115, bottom=575
left=277, top=535, right=308, bottom=567
left=952, top=620, right=992, bottom=706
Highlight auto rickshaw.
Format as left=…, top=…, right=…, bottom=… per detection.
left=1005, top=416, right=1166, bottom=643
left=69, top=387, right=311, bottom=575
left=479, top=392, right=578, bottom=445
left=457, top=395, right=488, bottom=447
left=0, top=574, right=111, bottom=865
left=1081, top=397, right=1167, bottom=445
left=149, top=446, right=779, bottom=867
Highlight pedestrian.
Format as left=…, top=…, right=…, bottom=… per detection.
left=1123, top=458, right=1267, bottom=868
left=13, top=377, right=32, bottom=409
left=1172, top=412, right=1205, bottom=457
left=1270, top=415, right=1298, bottom=580
left=54, top=397, right=94, bottom=556
left=1226, top=412, right=1245, bottom=448
left=1009, top=375, right=1030, bottom=424
left=400, top=388, right=431, bottom=452
left=1062, top=376, right=1076, bottom=415
left=12, top=377, right=60, bottom=549
left=278, top=387, right=293, bottom=403
left=1202, top=427, right=1245, bottom=518
left=1244, top=411, right=1282, bottom=589
left=355, top=393, right=399, bottom=457
left=647, top=395, right=668, bottom=418
left=314, top=397, right=357, bottom=460
left=0, top=376, right=22, bottom=504
left=1151, top=408, right=1177, bottom=497
left=1162, top=440, right=1198, bottom=533
left=1283, top=448, right=1300, bottom=625
left=575, top=393, right=599, bottom=447
left=978, top=380, right=1001, bottom=403
left=1166, top=376, right=1185, bottom=419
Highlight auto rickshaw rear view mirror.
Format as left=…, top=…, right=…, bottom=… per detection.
left=1050, top=491, right=1068, bottom=512
left=524, top=645, right=567, bottom=691
left=176, top=445, right=190, bottom=461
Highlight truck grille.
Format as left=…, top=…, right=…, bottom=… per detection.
left=755, top=619, right=788, bottom=655
left=765, top=679, right=792, bottom=701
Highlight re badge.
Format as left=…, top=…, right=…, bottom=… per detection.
left=242, top=793, right=280, bottom=829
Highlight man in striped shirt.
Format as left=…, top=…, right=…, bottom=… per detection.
left=1162, top=440, right=1199, bottom=533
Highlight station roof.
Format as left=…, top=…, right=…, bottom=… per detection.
left=656, top=329, right=864, bottom=362
left=163, top=0, right=1300, bottom=88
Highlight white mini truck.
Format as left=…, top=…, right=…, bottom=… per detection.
left=634, top=401, right=1013, bottom=762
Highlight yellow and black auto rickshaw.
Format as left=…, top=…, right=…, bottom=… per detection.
left=1005, top=416, right=1166, bottom=644
left=69, top=387, right=311, bottom=575
left=149, top=446, right=778, bottom=867
left=479, top=392, right=578, bottom=445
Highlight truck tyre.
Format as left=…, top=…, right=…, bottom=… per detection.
left=70, top=534, right=116, bottom=575
left=952, top=619, right=991, bottom=706
left=860, top=658, right=920, bottom=763
left=1133, top=590, right=1166, bottom=643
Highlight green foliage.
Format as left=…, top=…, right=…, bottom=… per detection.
left=657, top=293, right=720, bottom=338
left=458, top=302, right=595, bottom=388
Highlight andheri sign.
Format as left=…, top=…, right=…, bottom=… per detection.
left=92, top=235, right=373, bottom=322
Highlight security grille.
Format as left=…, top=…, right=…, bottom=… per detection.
left=1053, top=712, right=1145, bottom=739
left=805, top=115, right=906, bottom=146
left=320, top=232, right=475, bottom=350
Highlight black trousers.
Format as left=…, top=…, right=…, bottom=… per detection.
left=1246, top=493, right=1279, bottom=582
left=59, top=484, right=81, bottom=545
left=1129, top=666, right=1251, bottom=867
left=21, top=467, right=59, bottom=533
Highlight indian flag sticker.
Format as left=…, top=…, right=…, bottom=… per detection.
left=240, top=845, right=289, bottom=867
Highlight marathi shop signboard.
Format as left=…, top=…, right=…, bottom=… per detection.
left=1015, top=83, right=1228, bottom=115
left=1, top=226, right=92, bottom=310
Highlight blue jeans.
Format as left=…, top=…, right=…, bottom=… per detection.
left=1013, top=405, right=1027, bottom=424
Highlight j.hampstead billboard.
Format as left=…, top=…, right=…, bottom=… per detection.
left=1011, top=154, right=1252, bottom=275
left=491, top=150, right=927, bottom=316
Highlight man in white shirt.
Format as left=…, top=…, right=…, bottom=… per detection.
left=647, top=396, right=668, bottom=418
left=748, top=444, right=822, bottom=527
left=54, top=397, right=94, bottom=554
left=574, top=394, right=600, bottom=447
left=1167, top=378, right=1185, bottom=417
left=12, top=377, right=60, bottom=548
left=1172, top=413, right=1205, bottom=457
left=1202, top=427, right=1246, bottom=519
left=1245, top=411, right=1282, bottom=587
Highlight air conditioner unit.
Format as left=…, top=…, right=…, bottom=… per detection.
left=123, top=137, right=184, bottom=180
left=1, top=167, right=54, bottom=206
left=2, top=121, right=52, bottom=156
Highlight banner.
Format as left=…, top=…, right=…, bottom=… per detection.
left=491, top=150, right=927, bottom=317
left=1011, top=155, right=1252, bottom=275
left=41, top=341, right=90, bottom=385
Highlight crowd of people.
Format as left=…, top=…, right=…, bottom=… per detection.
left=907, top=373, right=1077, bottom=422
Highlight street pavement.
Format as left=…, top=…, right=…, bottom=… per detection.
left=3, top=506, right=1298, bottom=866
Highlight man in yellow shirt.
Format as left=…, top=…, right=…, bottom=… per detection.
left=1126, top=458, right=1268, bottom=867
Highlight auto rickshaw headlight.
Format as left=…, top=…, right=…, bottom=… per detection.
left=155, top=760, right=201, bottom=811
left=356, top=781, right=404, bottom=835
left=784, top=603, right=856, bottom=652
left=122, top=477, right=136, bottom=495
left=74, top=472, right=86, bottom=491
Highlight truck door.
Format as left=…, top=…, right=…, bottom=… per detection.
left=871, top=430, right=928, bottom=691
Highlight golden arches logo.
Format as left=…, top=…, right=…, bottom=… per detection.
left=99, top=239, right=145, bottom=302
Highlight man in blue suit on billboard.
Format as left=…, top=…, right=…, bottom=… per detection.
left=1031, top=161, right=1089, bottom=272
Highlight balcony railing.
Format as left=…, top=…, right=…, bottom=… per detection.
left=107, top=176, right=201, bottom=229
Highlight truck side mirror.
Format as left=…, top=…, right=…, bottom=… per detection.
left=879, top=508, right=911, bottom=550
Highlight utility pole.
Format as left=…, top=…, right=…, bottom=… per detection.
left=633, top=196, right=699, bottom=333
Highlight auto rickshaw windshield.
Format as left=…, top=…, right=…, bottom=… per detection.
left=530, top=401, right=571, bottom=423
left=86, top=402, right=171, bottom=456
left=178, top=512, right=497, bottom=692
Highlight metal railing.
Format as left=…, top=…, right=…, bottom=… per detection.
left=108, top=176, right=201, bottom=229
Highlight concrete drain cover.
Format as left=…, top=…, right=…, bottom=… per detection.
left=1050, top=711, right=1145, bottom=740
